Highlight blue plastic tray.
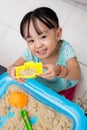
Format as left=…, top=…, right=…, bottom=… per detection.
left=0, top=72, right=87, bottom=130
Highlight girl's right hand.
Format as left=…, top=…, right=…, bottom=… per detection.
left=7, top=65, right=25, bottom=83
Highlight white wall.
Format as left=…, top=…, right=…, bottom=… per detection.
left=0, top=0, right=87, bottom=105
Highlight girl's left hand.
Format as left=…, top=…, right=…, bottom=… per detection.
left=39, top=64, right=58, bottom=79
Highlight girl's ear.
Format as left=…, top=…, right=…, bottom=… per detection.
left=56, top=27, right=62, bottom=41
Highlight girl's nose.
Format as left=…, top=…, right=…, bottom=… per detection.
left=35, top=42, right=43, bottom=48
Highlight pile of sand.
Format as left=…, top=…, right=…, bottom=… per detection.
left=0, top=84, right=72, bottom=130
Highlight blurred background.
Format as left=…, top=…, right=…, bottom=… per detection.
left=0, top=0, right=87, bottom=112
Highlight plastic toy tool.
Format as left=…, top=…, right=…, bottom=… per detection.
left=16, top=61, right=43, bottom=78
left=20, top=109, right=33, bottom=130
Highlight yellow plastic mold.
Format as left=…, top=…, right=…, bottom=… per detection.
left=16, top=61, right=43, bottom=78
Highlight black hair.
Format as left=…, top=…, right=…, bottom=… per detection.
left=20, top=7, right=59, bottom=38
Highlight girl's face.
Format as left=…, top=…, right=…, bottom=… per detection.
left=24, top=19, right=62, bottom=60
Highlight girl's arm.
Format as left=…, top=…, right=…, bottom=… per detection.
left=40, top=57, right=81, bottom=80
left=58, top=57, right=81, bottom=80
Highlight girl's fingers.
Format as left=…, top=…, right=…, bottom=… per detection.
left=15, top=78, right=25, bottom=83
left=43, top=64, right=49, bottom=69
left=41, top=70, right=51, bottom=76
left=40, top=71, right=54, bottom=79
left=41, top=74, right=53, bottom=79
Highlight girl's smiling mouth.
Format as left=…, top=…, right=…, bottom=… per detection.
left=35, top=48, right=48, bottom=55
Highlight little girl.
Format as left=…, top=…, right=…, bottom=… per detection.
left=7, top=7, right=81, bottom=101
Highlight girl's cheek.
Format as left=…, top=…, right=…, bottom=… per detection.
left=29, top=45, right=34, bottom=51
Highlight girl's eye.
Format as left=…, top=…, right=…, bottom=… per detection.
left=41, top=35, right=47, bottom=39
left=28, top=39, right=34, bottom=43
